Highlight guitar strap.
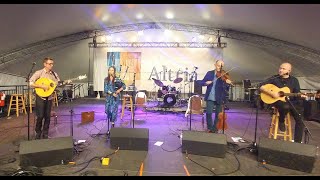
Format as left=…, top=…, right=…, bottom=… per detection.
left=51, top=70, right=58, bottom=80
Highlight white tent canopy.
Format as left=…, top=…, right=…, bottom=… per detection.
left=0, top=4, right=319, bottom=91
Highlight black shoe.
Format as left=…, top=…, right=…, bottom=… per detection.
left=111, top=122, right=115, bottom=128
left=42, top=134, right=48, bottom=139
left=35, top=133, right=41, bottom=140
left=279, top=122, right=285, bottom=132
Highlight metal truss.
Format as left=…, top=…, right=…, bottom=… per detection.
left=92, top=22, right=222, bottom=37
left=1, top=22, right=320, bottom=67
left=88, top=42, right=226, bottom=48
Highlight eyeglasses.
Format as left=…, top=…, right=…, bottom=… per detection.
left=46, top=63, right=54, bottom=65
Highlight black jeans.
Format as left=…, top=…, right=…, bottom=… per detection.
left=273, top=101, right=304, bottom=143
left=35, top=95, right=53, bottom=138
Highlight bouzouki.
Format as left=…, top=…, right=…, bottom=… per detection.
left=35, top=74, right=87, bottom=98
left=260, top=84, right=320, bottom=104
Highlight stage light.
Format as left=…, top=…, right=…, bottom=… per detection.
left=166, top=11, right=174, bottom=19
left=138, top=30, right=144, bottom=36
left=136, top=13, right=144, bottom=19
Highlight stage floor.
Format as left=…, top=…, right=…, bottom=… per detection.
left=0, top=98, right=319, bottom=176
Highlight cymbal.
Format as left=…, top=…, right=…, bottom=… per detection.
left=173, top=77, right=183, bottom=84
left=152, top=78, right=164, bottom=87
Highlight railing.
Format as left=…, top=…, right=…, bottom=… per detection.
left=0, top=85, right=28, bottom=95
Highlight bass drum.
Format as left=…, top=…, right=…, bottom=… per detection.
left=163, top=93, right=177, bottom=107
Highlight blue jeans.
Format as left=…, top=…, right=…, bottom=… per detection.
left=206, top=100, right=222, bottom=131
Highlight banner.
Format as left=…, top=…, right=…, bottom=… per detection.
left=93, top=48, right=223, bottom=94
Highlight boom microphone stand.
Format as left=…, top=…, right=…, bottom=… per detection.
left=26, top=62, right=36, bottom=141
left=285, top=96, right=312, bottom=144
left=132, top=73, right=136, bottom=128
left=248, top=74, right=282, bottom=153
left=188, top=67, right=197, bottom=131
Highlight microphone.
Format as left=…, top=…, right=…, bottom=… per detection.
left=32, top=62, right=36, bottom=65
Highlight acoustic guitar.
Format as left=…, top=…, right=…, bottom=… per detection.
left=35, top=74, right=87, bottom=98
left=260, top=84, right=319, bottom=104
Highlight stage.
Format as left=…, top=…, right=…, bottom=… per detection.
left=0, top=98, right=319, bottom=176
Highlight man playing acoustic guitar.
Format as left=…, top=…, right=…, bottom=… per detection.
left=29, top=57, right=71, bottom=139
left=260, top=62, right=306, bottom=143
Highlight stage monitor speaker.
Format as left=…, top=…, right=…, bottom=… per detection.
left=258, top=137, right=317, bottom=173
left=194, top=80, right=202, bottom=95
left=110, top=128, right=149, bottom=151
left=182, top=130, right=227, bottom=158
left=19, top=136, right=73, bottom=167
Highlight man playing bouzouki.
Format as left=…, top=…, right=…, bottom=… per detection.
left=29, top=57, right=71, bottom=139
left=260, top=62, right=306, bottom=143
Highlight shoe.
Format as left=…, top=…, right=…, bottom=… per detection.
left=206, top=130, right=213, bottom=133
left=111, top=122, right=115, bottom=128
left=279, top=122, right=285, bottom=132
left=35, top=133, right=41, bottom=140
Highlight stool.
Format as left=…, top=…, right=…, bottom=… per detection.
left=52, top=91, right=59, bottom=107
left=121, top=94, right=133, bottom=120
left=7, top=94, right=27, bottom=117
left=268, top=108, right=293, bottom=141
left=24, top=91, right=35, bottom=113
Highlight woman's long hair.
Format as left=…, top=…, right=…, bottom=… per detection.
left=105, top=66, right=116, bottom=84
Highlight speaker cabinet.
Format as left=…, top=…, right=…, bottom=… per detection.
left=194, top=80, right=202, bottom=95
left=304, top=100, right=318, bottom=120
left=243, top=79, right=251, bottom=89
left=110, top=128, right=149, bottom=151
left=182, top=130, right=227, bottom=158
left=258, top=137, right=317, bottom=173
left=19, top=136, right=73, bottom=167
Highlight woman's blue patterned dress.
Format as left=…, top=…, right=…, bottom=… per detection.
left=104, top=77, right=126, bottom=122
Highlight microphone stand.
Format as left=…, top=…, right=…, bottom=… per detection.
left=248, top=74, right=282, bottom=154
left=26, top=63, right=36, bottom=141
left=219, top=67, right=228, bottom=134
left=188, top=68, right=197, bottom=131
left=132, top=73, right=136, bottom=128
left=285, top=96, right=312, bottom=144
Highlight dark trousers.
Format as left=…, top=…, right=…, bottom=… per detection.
left=35, top=95, right=52, bottom=138
left=206, top=100, right=222, bottom=131
left=273, top=101, right=304, bottom=143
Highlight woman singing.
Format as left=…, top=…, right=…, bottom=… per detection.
left=104, top=66, right=126, bottom=127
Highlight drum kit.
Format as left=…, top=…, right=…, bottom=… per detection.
left=152, top=77, right=184, bottom=107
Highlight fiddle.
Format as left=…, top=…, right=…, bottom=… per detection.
left=216, top=69, right=234, bottom=86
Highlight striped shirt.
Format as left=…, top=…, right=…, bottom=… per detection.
left=29, top=68, right=60, bottom=100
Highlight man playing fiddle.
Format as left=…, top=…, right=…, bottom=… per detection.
left=199, top=60, right=233, bottom=133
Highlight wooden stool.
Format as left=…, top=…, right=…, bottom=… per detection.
left=24, top=91, right=35, bottom=113
left=52, top=91, right=59, bottom=107
left=121, top=94, right=133, bottom=120
left=7, top=94, right=27, bottom=117
left=268, top=108, right=293, bottom=141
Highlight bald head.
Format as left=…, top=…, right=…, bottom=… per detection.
left=279, top=62, right=292, bottom=77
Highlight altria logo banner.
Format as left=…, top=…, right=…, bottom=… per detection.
left=148, top=65, right=198, bottom=82
left=93, top=49, right=222, bottom=91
